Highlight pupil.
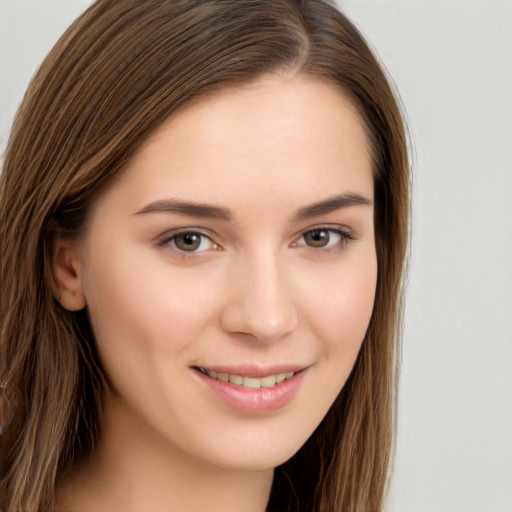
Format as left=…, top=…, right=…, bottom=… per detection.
left=307, top=230, right=329, bottom=247
left=176, top=233, right=200, bottom=251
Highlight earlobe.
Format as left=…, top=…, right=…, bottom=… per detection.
left=52, top=238, right=86, bottom=311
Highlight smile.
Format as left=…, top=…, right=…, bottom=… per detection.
left=197, top=367, right=295, bottom=389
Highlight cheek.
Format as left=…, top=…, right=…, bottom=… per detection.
left=81, top=246, right=220, bottom=363
left=302, top=250, right=378, bottom=354
left=285, top=249, right=377, bottom=442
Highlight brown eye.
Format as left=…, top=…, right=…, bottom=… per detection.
left=173, top=233, right=202, bottom=252
left=158, top=230, right=217, bottom=254
left=297, top=228, right=351, bottom=250
left=303, top=229, right=331, bottom=248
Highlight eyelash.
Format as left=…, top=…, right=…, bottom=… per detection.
left=294, top=226, right=355, bottom=252
left=156, top=228, right=219, bottom=257
left=156, top=226, right=354, bottom=257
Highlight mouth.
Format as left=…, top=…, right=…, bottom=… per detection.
left=193, top=365, right=307, bottom=412
left=194, top=367, right=297, bottom=390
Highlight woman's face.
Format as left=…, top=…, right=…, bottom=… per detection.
left=58, top=77, right=377, bottom=471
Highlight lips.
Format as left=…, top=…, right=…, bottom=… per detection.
left=196, top=367, right=295, bottom=389
left=193, top=364, right=306, bottom=412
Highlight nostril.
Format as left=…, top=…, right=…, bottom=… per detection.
left=218, top=259, right=298, bottom=341
left=220, top=301, right=298, bottom=343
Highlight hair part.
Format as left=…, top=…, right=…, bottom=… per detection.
left=0, top=1, right=409, bottom=511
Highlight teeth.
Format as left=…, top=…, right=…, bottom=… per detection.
left=275, top=373, right=286, bottom=384
left=260, top=375, right=276, bottom=388
left=217, top=372, right=229, bottom=382
left=243, top=376, right=261, bottom=389
left=201, top=369, right=296, bottom=389
left=229, top=374, right=243, bottom=386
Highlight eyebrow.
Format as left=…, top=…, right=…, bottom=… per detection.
left=134, top=193, right=372, bottom=222
left=291, top=193, right=372, bottom=221
left=134, top=199, right=232, bottom=221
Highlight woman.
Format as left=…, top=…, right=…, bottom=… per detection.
left=0, top=1, right=409, bottom=511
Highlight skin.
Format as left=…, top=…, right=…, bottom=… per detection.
left=54, top=76, right=377, bottom=512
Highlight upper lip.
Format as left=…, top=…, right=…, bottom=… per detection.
left=192, top=363, right=308, bottom=378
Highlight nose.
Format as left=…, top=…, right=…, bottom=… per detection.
left=219, top=252, right=298, bottom=343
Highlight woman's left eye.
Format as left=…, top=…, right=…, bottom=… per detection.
left=296, top=228, right=352, bottom=249
left=158, top=231, right=216, bottom=253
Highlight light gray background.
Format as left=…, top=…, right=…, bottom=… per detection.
left=1, top=1, right=511, bottom=511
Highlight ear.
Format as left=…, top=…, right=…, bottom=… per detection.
left=52, top=238, right=87, bottom=311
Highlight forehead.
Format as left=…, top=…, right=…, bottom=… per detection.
left=95, top=76, right=373, bottom=217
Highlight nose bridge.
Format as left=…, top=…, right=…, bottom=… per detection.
left=220, top=246, right=298, bottom=342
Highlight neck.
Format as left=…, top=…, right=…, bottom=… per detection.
left=56, top=391, right=273, bottom=512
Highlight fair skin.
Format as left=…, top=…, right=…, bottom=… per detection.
left=54, top=76, right=377, bottom=512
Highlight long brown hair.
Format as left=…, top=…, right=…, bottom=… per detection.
left=0, top=1, right=409, bottom=510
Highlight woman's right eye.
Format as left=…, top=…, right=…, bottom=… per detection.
left=158, top=231, right=217, bottom=253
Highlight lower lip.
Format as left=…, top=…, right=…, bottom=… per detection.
left=195, top=370, right=306, bottom=412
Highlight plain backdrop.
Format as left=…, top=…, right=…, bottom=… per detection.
left=1, top=1, right=511, bottom=511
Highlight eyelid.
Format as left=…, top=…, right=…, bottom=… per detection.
left=155, top=227, right=221, bottom=254
left=154, top=223, right=355, bottom=256
left=292, top=224, right=355, bottom=250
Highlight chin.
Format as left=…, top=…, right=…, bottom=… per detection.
left=193, top=426, right=310, bottom=473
